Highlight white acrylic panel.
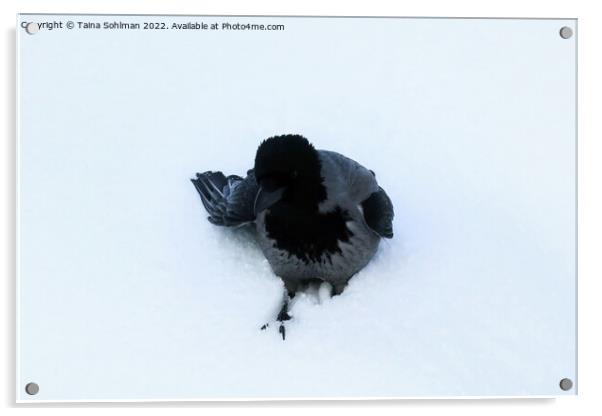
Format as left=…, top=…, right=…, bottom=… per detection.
left=17, top=14, right=577, bottom=401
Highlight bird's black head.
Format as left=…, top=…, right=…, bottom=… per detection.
left=253, top=134, right=326, bottom=214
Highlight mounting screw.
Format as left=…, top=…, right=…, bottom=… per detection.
left=559, top=378, right=573, bottom=391
left=559, top=26, right=573, bottom=39
left=25, top=382, right=39, bottom=395
left=25, top=22, right=39, bottom=35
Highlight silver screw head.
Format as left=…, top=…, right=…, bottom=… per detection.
left=25, top=382, right=39, bottom=395
left=559, top=26, right=573, bottom=39
left=25, top=22, right=39, bottom=35
left=559, top=378, right=573, bottom=391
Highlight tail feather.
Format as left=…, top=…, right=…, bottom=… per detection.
left=191, top=172, right=227, bottom=219
left=191, top=170, right=257, bottom=226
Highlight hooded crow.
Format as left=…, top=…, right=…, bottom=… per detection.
left=191, top=134, right=394, bottom=339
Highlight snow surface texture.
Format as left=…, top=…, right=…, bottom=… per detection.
left=17, top=16, right=576, bottom=400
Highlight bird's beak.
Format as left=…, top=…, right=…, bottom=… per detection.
left=254, top=186, right=286, bottom=215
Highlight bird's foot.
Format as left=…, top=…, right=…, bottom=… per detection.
left=259, top=313, right=292, bottom=340
left=276, top=308, right=291, bottom=339
left=260, top=290, right=294, bottom=340
left=276, top=309, right=292, bottom=322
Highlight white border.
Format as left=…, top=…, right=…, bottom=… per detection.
left=6, top=1, right=602, bottom=414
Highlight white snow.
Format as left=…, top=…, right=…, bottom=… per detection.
left=17, top=16, right=576, bottom=400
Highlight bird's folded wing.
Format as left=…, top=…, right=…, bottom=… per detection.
left=361, top=187, right=394, bottom=238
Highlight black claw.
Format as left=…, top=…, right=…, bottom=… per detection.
left=279, top=324, right=286, bottom=340
left=260, top=323, right=268, bottom=330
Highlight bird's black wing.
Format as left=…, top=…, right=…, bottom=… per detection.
left=361, top=187, right=394, bottom=238
left=191, top=169, right=258, bottom=226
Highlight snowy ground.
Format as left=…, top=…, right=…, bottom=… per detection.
left=18, top=16, right=575, bottom=400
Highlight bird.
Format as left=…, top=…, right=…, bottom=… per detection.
left=191, top=134, right=394, bottom=339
